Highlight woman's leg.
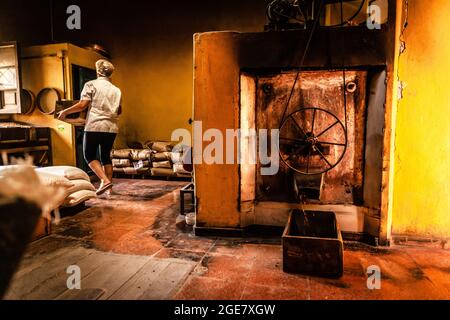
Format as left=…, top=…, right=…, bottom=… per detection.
left=83, top=132, right=110, bottom=185
left=102, top=165, right=113, bottom=195
left=99, top=133, right=117, bottom=184
left=103, top=164, right=113, bottom=183
left=90, top=161, right=110, bottom=185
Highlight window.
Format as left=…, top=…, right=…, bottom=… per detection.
left=0, top=42, right=21, bottom=114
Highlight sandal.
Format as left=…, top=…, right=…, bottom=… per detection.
left=96, top=182, right=113, bottom=196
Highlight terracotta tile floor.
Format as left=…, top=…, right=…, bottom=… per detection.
left=34, top=179, right=450, bottom=299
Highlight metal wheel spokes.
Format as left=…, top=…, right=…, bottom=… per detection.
left=279, top=107, right=347, bottom=175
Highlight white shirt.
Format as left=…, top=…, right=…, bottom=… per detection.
left=81, top=77, right=122, bottom=133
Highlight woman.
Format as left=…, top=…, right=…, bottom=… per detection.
left=58, top=59, right=122, bottom=195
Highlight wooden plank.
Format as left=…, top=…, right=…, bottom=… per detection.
left=22, top=251, right=118, bottom=300
left=110, top=258, right=195, bottom=300
left=138, top=260, right=195, bottom=300
left=56, top=253, right=150, bottom=300
left=69, top=288, right=105, bottom=300
left=4, top=246, right=92, bottom=299
left=12, top=237, right=83, bottom=279
left=108, top=259, right=171, bottom=300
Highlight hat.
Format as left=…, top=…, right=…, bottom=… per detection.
left=96, top=59, right=114, bottom=77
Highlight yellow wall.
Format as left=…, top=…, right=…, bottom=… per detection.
left=105, top=5, right=267, bottom=148
left=392, top=0, right=450, bottom=238
left=111, top=41, right=194, bottom=148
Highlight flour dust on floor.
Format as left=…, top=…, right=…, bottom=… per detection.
left=4, top=179, right=450, bottom=300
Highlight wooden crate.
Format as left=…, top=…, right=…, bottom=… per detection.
left=282, top=209, right=343, bottom=278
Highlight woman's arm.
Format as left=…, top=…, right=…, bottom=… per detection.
left=57, top=100, right=90, bottom=120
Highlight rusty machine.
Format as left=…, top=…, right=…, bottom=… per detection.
left=193, top=0, right=395, bottom=277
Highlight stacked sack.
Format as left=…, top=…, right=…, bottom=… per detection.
left=111, top=148, right=152, bottom=175
left=148, top=141, right=176, bottom=178
left=169, top=149, right=192, bottom=179
left=111, top=141, right=192, bottom=179
left=34, top=166, right=96, bottom=207
left=148, top=141, right=192, bottom=178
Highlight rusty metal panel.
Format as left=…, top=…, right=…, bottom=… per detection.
left=255, top=70, right=367, bottom=204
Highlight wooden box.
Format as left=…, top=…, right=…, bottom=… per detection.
left=282, top=209, right=343, bottom=278
left=54, top=100, right=87, bottom=125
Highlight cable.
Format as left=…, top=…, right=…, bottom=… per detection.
left=268, top=0, right=366, bottom=29
left=279, top=0, right=325, bottom=127
left=271, top=8, right=306, bottom=24
left=326, top=0, right=366, bottom=28
left=267, top=0, right=306, bottom=25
